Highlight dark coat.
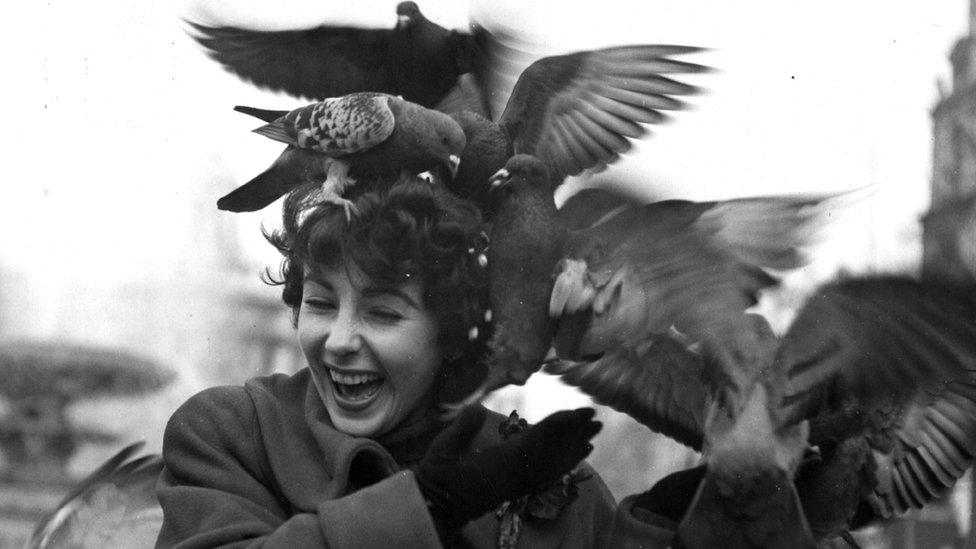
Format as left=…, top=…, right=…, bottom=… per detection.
left=156, top=369, right=674, bottom=548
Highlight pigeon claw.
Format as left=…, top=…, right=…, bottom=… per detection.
left=316, top=193, right=359, bottom=221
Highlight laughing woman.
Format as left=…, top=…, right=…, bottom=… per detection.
left=155, top=178, right=677, bottom=548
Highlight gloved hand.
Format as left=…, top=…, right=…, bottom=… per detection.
left=416, top=406, right=601, bottom=544
left=631, top=464, right=706, bottom=525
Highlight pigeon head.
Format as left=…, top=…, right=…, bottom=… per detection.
left=424, top=112, right=466, bottom=178
left=396, top=1, right=423, bottom=28
left=488, top=154, right=553, bottom=210
left=490, top=154, right=550, bottom=188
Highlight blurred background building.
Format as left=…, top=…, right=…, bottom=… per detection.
left=1, top=0, right=975, bottom=547
left=925, top=2, right=976, bottom=284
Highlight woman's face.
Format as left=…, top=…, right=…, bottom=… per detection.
left=298, top=262, right=443, bottom=438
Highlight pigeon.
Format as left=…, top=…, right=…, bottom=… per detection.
left=443, top=154, right=834, bottom=415
left=185, top=2, right=480, bottom=109
left=26, top=442, right=164, bottom=549
left=217, top=92, right=465, bottom=216
left=551, top=273, right=976, bottom=548
left=439, top=43, right=708, bottom=219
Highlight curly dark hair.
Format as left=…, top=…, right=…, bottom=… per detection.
left=264, top=178, right=491, bottom=396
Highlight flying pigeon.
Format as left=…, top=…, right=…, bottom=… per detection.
left=217, top=92, right=465, bottom=216
left=438, top=43, right=708, bottom=219
left=185, top=2, right=481, bottom=109
left=442, top=154, right=834, bottom=415
left=551, top=272, right=976, bottom=548
left=26, top=442, right=164, bottom=549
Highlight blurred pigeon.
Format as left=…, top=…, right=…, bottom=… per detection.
left=217, top=92, right=465, bottom=215
left=185, top=2, right=481, bottom=109
left=443, top=154, right=833, bottom=415
left=551, top=274, right=976, bottom=548
left=439, top=43, right=707, bottom=219
left=26, top=442, right=164, bottom=549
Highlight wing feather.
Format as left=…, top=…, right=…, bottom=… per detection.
left=777, top=277, right=976, bottom=425
left=498, top=45, right=706, bottom=181
left=546, top=334, right=707, bottom=450
left=185, top=21, right=391, bottom=101
left=27, top=442, right=164, bottom=548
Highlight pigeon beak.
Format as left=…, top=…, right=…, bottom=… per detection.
left=397, top=15, right=411, bottom=27
left=489, top=168, right=510, bottom=190
left=447, top=154, right=461, bottom=178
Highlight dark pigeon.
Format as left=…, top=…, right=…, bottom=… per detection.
left=186, top=2, right=479, bottom=109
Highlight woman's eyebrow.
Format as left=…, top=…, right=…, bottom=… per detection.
left=304, top=278, right=334, bottom=292
left=361, top=286, right=420, bottom=309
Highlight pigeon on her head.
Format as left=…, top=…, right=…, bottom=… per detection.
left=216, top=92, right=465, bottom=217
left=185, top=1, right=478, bottom=109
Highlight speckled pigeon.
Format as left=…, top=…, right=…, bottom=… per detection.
left=217, top=92, right=465, bottom=216
left=185, top=2, right=481, bottom=109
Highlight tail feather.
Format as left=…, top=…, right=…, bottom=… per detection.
left=217, top=167, right=294, bottom=212
left=233, top=105, right=289, bottom=123
left=252, top=123, right=296, bottom=145
left=675, top=468, right=815, bottom=549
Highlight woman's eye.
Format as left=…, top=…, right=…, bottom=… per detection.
left=303, top=298, right=336, bottom=312
left=368, top=308, right=404, bottom=323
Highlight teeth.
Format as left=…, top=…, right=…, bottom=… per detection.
left=329, top=370, right=381, bottom=385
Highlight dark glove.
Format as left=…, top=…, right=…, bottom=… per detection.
left=632, top=464, right=706, bottom=525
left=416, top=406, right=601, bottom=543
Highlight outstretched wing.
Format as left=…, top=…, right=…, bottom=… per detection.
left=27, top=442, right=164, bottom=549
left=498, top=45, right=708, bottom=182
left=546, top=333, right=707, bottom=450
left=774, top=276, right=976, bottom=519
left=185, top=21, right=393, bottom=101
left=551, top=195, right=832, bottom=364
left=867, top=377, right=976, bottom=517
left=776, top=276, right=976, bottom=425
left=546, top=194, right=832, bottom=442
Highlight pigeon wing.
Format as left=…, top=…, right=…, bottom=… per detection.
left=551, top=196, right=830, bottom=354
left=546, top=333, right=708, bottom=450
left=252, top=94, right=396, bottom=154
left=186, top=21, right=392, bottom=101
left=866, top=377, right=976, bottom=517
left=546, top=196, right=830, bottom=443
left=27, top=442, right=164, bottom=549
left=776, top=277, right=976, bottom=426
left=498, top=45, right=707, bottom=182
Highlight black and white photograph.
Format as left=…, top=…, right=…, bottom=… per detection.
left=2, top=0, right=975, bottom=547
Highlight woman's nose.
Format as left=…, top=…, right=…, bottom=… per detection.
left=323, top=311, right=363, bottom=356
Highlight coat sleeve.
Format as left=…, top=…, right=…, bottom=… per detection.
left=155, top=386, right=442, bottom=549
left=607, top=495, right=678, bottom=549
left=576, top=464, right=677, bottom=549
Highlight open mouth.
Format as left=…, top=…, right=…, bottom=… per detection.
left=329, top=370, right=384, bottom=402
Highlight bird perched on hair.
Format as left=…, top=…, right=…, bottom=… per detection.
left=550, top=273, right=976, bottom=548
left=442, top=153, right=835, bottom=416
left=26, top=442, right=164, bottom=548
left=216, top=92, right=465, bottom=216
left=438, top=41, right=708, bottom=219
left=185, top=2, right=484, bottom=110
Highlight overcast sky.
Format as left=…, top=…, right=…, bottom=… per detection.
left=1, top=0, right=970, bottom=283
